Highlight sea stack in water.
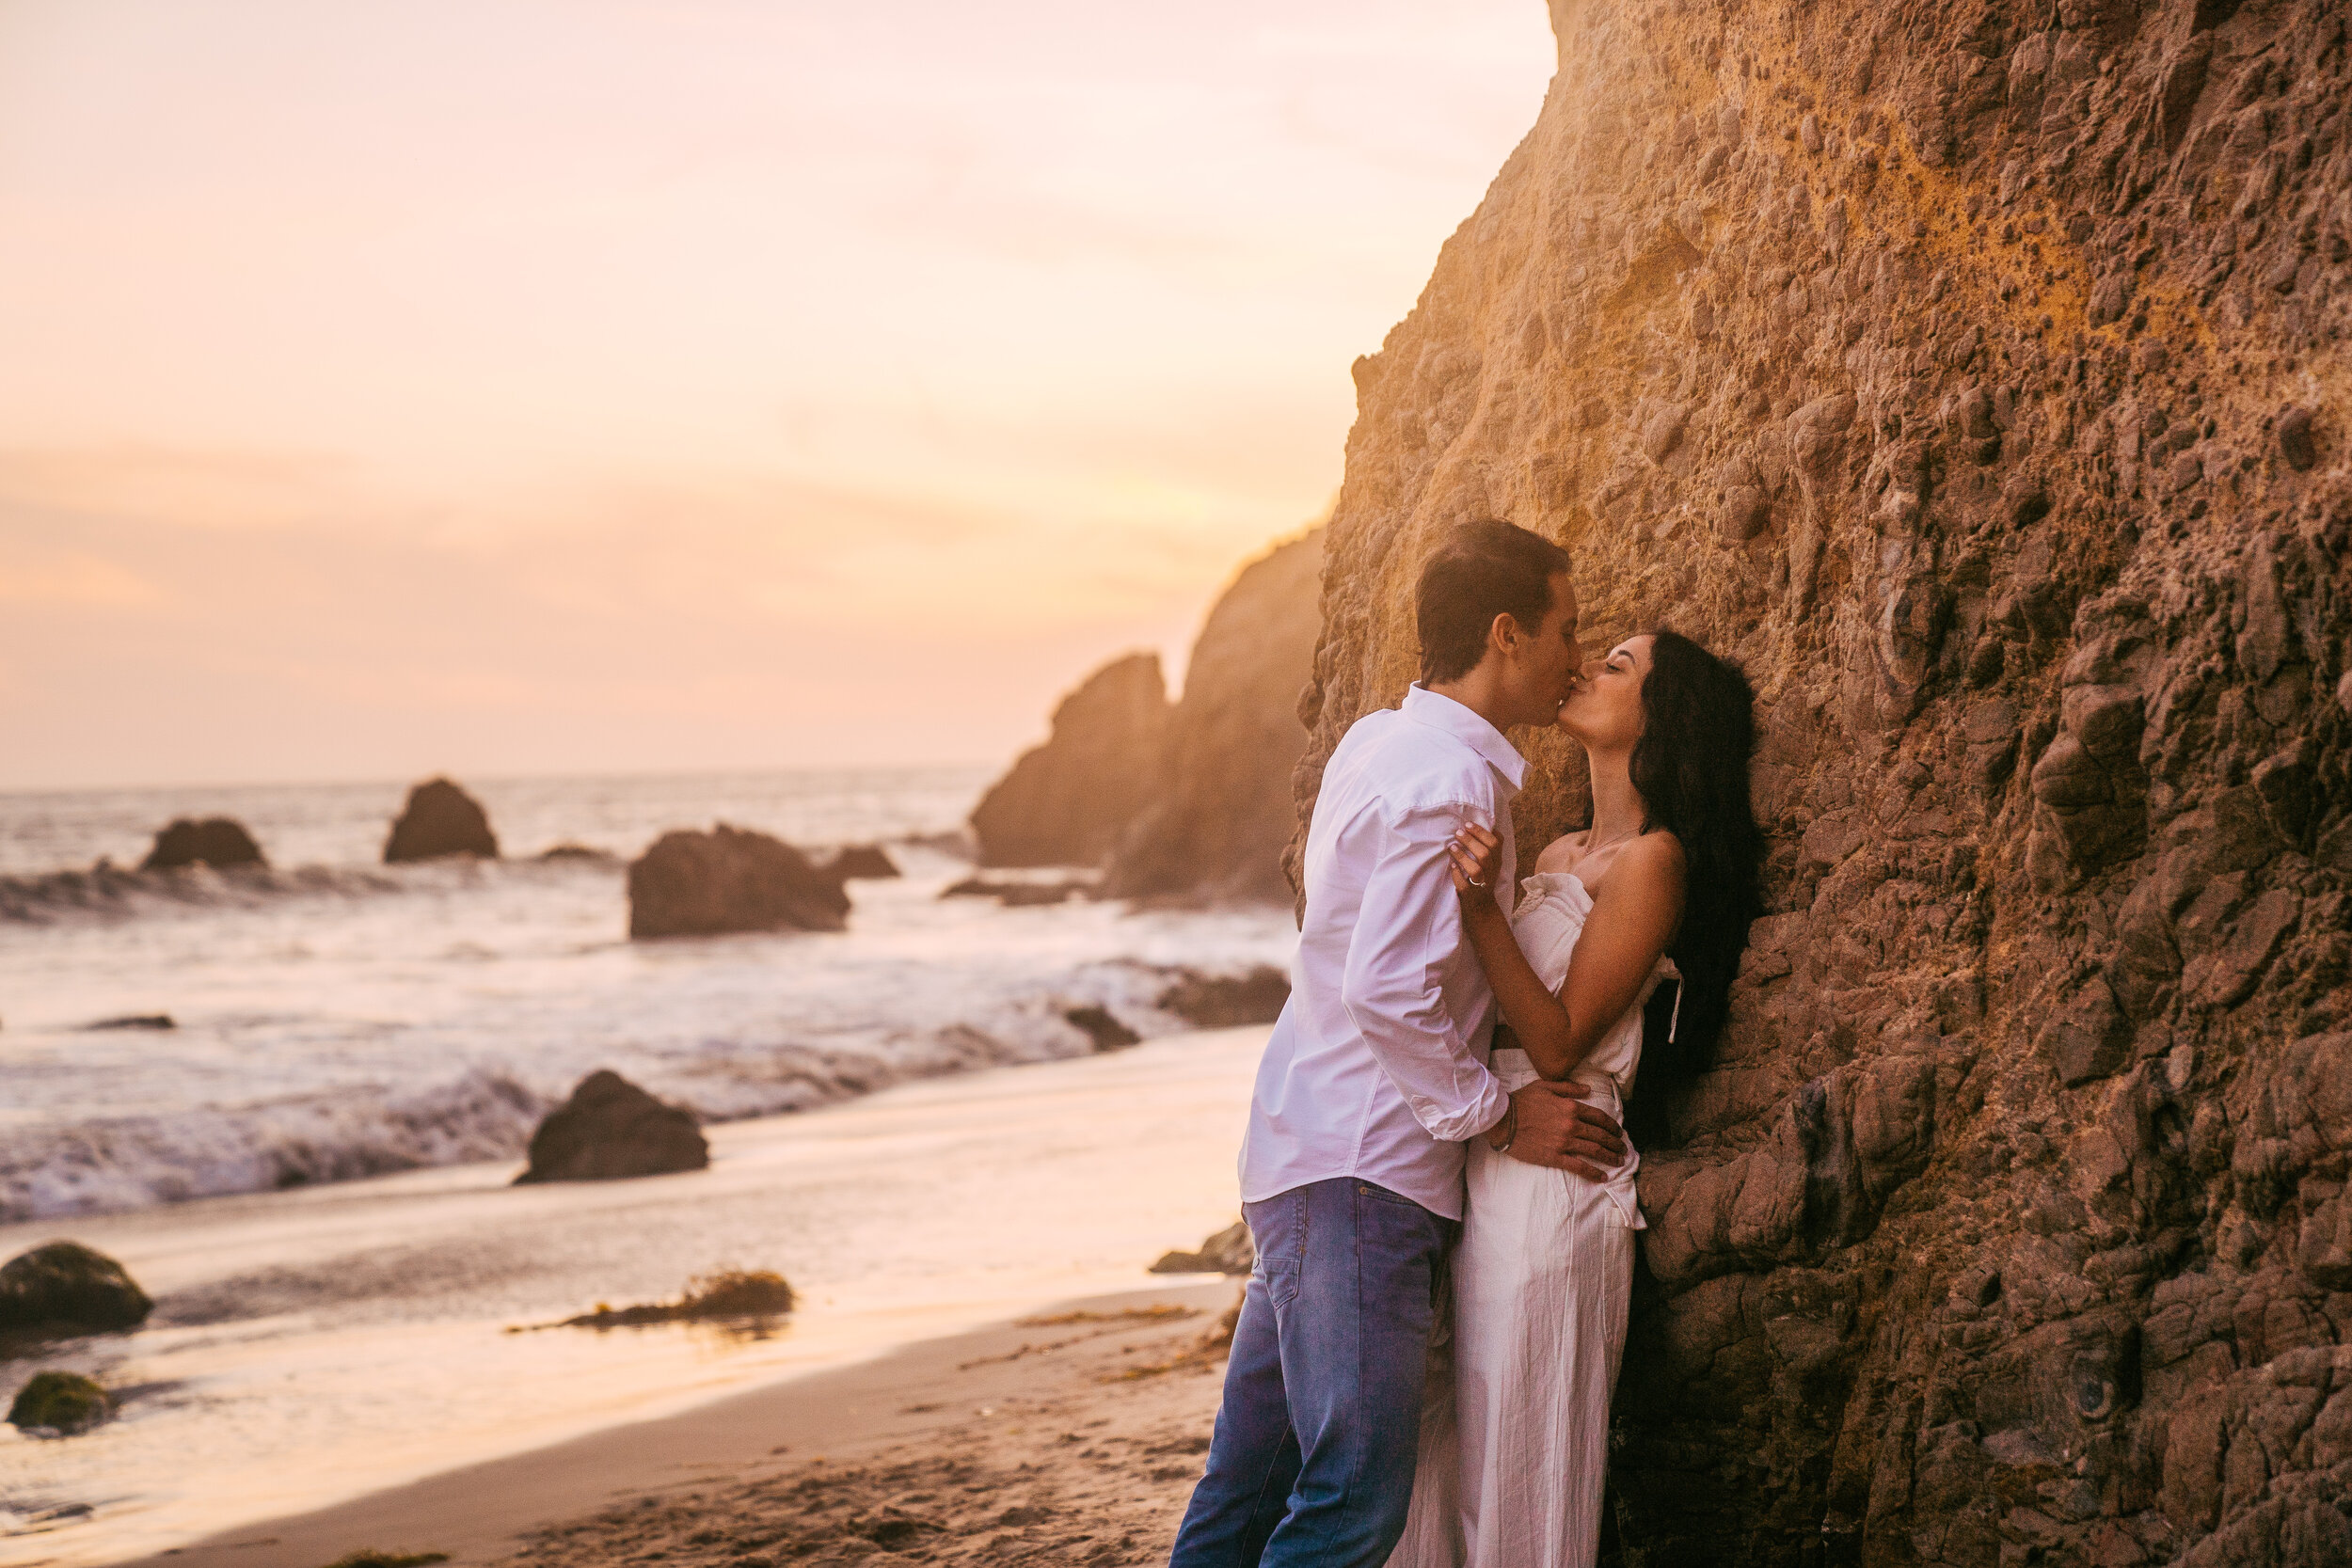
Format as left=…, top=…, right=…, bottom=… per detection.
left=141, top=817, right=265, bottom=871
left=383, top=777, right=499, bottom=862
left=1107, top=531, right=1323, bottom=903
left=971, top=652, right=1169, bottom=867
left=827, top=844, right=901, bottom=880
left=514, top=1069, right=708, bottom=1183
left=1288, top=1, right=2352, bottom=1560
left=628, top=824, right=850, bottom=938
left=0, top=1241, right=153, bottom=1336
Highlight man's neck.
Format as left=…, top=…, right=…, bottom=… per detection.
left=1425, top=671, right=1518, bottom=735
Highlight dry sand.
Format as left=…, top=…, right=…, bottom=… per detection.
left=123, top=1280, right=1242, bottom=1568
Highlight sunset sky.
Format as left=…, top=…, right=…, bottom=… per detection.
left=0, top=0, right=1552, bottom=790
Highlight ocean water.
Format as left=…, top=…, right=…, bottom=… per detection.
left=0, top=768, right=1296, bottom=1224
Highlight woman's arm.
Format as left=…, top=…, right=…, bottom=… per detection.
left=1448, top=824, right=1687, bottom=1081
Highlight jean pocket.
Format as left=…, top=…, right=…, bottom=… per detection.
left=1244, top=1190, right=1306, bottom=1307
left=1353, top=1180, right=1422, bottom=1210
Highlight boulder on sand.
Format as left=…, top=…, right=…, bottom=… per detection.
left=971, top=653, right=1170, bottom=867
left=1108, top=531, right=1324, bottom=904
left=514, top=1069, right=709, bottom=1184
left=827, top=844, right=901, bottom=880
left=141, top=817, right=266, bottom=871
left=1150, top=1219, right=1254, bottom=1276
left=383, top=777, right=499, bottom=863
left=0, top=1241, right=153, bottom=1336
left=628, top=824, right=850, bottom=938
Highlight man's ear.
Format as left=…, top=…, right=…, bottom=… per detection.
left=1488, top=611, right=1520, bottom=659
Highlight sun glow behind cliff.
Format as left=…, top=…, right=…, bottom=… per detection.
left=0, top=0, right=1551, bottom=788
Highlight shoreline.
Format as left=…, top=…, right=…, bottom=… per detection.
left=115, top=1279, right=1238, bottom=1568
left=4, top=1026, right=1271, bottom=1568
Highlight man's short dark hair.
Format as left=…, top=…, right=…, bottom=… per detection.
left=1414, top=519, right=1572, bottom=684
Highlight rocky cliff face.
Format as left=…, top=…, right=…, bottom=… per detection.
left=1108, top=530, right=1325, bottom=902
left=1294, top=1, right=2350, bottom=1562
left=972, top=652, right=1169, bottom=867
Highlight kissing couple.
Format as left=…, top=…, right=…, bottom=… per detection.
left=1169, top=518, right=1762, bottom=1568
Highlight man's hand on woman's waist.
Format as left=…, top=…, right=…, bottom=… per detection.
left=1483, top=1080, right=1625, bottom=1181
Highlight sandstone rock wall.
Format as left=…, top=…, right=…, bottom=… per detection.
left=1293, top=1, right=2351, bottom=1561
left=1108, top=530, right=1325, bottom=902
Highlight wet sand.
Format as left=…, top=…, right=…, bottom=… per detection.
left=120, top=1279, right=1239, bottom=1568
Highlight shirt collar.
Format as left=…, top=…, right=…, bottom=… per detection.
left=1401, top=684, right=1529, bottom=792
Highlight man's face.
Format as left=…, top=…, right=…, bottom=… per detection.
left=1501, top=570, right=1581, bottom=728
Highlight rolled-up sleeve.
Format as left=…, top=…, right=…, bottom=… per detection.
left=1337, top=802, right=1511, bottom=1143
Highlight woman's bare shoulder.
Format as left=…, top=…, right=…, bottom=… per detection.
left=1589, top=830, right=1686, bottom=897
left=1625, top=829, right=1687, bottom=874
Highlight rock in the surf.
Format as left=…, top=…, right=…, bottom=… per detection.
left=383, top=777, right=499, bottom=863
left=827, top=844, right=901, bottom=880
left=0, top=1241, right=153, bottom=1336
left=514, top=1069, right=709, bottom=1184
left=1156, top=966, right=1292, bottom=1027
left=1063, top=1005, right=1140, bottom=1052
left=628, top=824, right=850, bottom=938
left=1107, top=531, right=1324, bottom=904
left=140, top=817, right=265, bottom=871
left=970, top=652, right=1169, bottom=867
left=1150, top=1219, right=1254, bottom=1276
left=7, top=1370, right=110, bottom=1435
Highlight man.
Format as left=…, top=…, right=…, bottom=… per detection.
left=1168, top=518, right=1625, bottom=1568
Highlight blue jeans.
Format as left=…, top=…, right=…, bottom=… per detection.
left=1168, top=1177, right=1456, bottom=1568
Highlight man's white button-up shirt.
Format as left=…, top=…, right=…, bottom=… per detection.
left=1239, top=684, right=1523, bottom=1222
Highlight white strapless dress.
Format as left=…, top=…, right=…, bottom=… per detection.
left=1387, top=870, right=1677, bottom=1568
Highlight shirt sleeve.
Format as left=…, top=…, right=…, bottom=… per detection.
left=1337, top=800, right=1512, bottom=1144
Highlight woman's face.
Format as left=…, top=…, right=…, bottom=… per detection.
left=1555, top=633, right=1654, bottom=750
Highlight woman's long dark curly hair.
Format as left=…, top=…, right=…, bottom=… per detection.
left=1620, top=628, right=1762, bottom=1145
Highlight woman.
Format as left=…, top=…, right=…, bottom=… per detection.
left=1388, top=627, right=1761, bottom=1568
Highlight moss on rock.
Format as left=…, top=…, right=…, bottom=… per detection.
left=8, top=1370, right=110, bottom=1434
left=0, top=1240, right=152, bottom=1337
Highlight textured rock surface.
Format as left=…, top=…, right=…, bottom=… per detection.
left=383, top=777, right=499, bottom=863
left=0, top=1241, right=153, bottom=1336
left=972, top=653, right=1170, bottom=867
left=514, top=1069, right=708, bottom=1183
left=1291, top=2, right=2351, bottom=1562
left=140, top=817, right=265, bottom=871
left=628, top=825, right=850, bottom=938
left=1108, top=531, right=1326, bottom=903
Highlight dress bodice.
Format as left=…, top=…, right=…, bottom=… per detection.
left=1491, top=870, right=1677, bottom=1115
